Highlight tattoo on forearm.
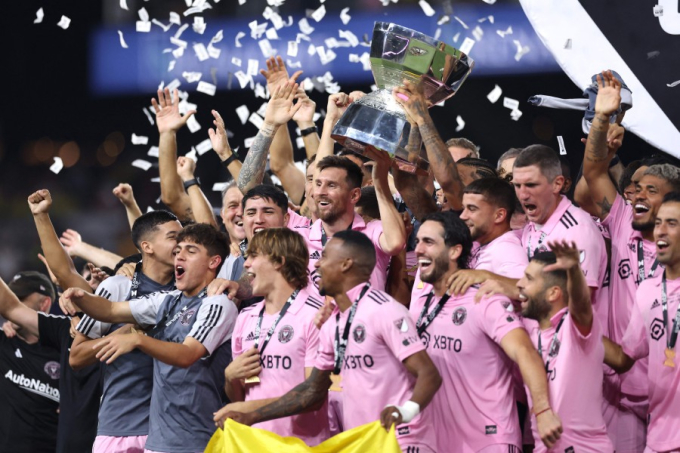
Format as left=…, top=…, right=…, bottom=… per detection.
left=236, top=273, right=254, bottom=300
left=253, top=368, right=330, bottom=423
left=419, top=120, right=462, bottom=191
left=596, top=196, right=613, bottom=216
left=237, top=126, right=277, bottom=193
left=585, top=117, right=610, bottom=162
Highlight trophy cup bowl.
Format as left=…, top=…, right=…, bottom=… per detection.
left=332, top=22, right=474, bottom=173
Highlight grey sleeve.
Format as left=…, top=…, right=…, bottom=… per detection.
left=77, top=276, right=133, bottom=338
left=129, top=291, right=176, bottom=329
left=187, top=295, right=238, bottom=355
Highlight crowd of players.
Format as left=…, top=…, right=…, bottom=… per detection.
left=1, top=59, right=679, bottom=453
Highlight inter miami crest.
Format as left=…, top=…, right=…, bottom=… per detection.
left=44, top=361, right=61, bottom=380
left=452, top=307, right=467, bottom=326
left=394, top=318, right=409, bottom=333
left=353, top=324, right=366, bottom=343
left=179, top=309, right=196, bottom=326
left=278, top=325, right=294, bottom=344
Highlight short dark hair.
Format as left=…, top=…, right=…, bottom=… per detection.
left=307, top=153, right=318, bottom=166
left=514, top=145, right=562, bottom=182
left=421, top=211, right=472, bottom=270
left=334, top=230, right=376, bottom=277
left=559, top=156, right=571, bottom=180
left=619, top=160, right=642, bottom=192
left=643, top=164, right=680, bottom=193
left=242, top=184, right=288, bottom=213
left=356, top=186, right=381, bottom=221
left=530, top=251, right=567, bottom=294
left=247, top=228, right=309, bottom=289
left=316, top=155, right=364, bottom=190
left=337, top=148, right=370, bottom=164
left=457, top=157, right=497, bottom=179
left=464, top=177, right=517, bottom=219
left=176, top=223, right=229, bottom=263
left=131, top=211, right=179, bottom=250
left=662, top=191, right=680, bottom=205
left=113, top=253, right=143, bottom=274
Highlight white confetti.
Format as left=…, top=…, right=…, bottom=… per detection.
left=148, top=146, right=159, bottom=157
left=503, top=97, right=519, bottom=110
left=288, top=41, right=298, bottom=57
left=513, top=40, right=530, bottom=61
left=143, top=108, right=155, bottom=125
left=208, top=45, right=221, bottom=59
left=147, top=206, right=155, bottom=213
left=311, top=5, right=326, bottom=22
left=184, top=1, right=212, bottom=16
left=152, top=19, right=172, bottom=32
left=186, top=148, right=197, bottom=162
left=265, top=28, right=279, bottom=40
left=232, top=57, right=242, bottom=66
left=247, top=59, right=260, bottom=76
left=270, top=12, right=285, bottom=30
left=183, top=71, right=202, bottom=82
left=299, top=18, right=315, bottom=35
left=186, top=115, right=201, bottom=133
left=132, top=159, right=153, bottom=171
left=254, top=83, right=267, bottom=99
left=197, top=81, right=216, bottom=96
left=49, top=157, right=64, bottom=174
left=340, top=7, right=351, bottom=25
left=132, top=133, right=149, bottom=145
left=455, top=115, right=465, bottom=132
left=172, top=47, right=184, bottom=59
left=212, top=182, right=229, bottom=192
left=667, top=80, right=680, bottom=87
left=419, top=0, right=436, bottom=17
left=482, top=0, right=497, bottom=3
left=236, top=105, right=250, bottom=124
left=460, top=37, right=475, bottom=55
left=169, top=12, right=181, bottom=25
left=234, top=71, right=251, bottom=89
left=196, top=139, right=212, bottom=155
left=192, top=17, right=206, bottom=34
left=235, top=31, right=245, bottom=48
left=168, top=60, right=176, bottom=71
left=249, top=113, right=265, bottom=129
left=496, top=26, right=513, bottom=38
left=487, top=85, right=502, bottom=103
left=654, top=5, right=663, bottom=17
left=262, top=6, right=274, bottom=20
left=136, top=21, right=151, bottom=32
left=118, top=30, right=129, bottom=48
left=120, top=0, right=128, bottom=10
left=296, top=136, right=305, bottom=149
left=193, top=43, right=210, bottom=61
left=287, top=59, right=302, bottom=69
left=138, top=7, right=149, bottom=22
left=472, top=26, right=483, bottom=41
left=454, top=16, right=469, bottom=29
left=244, top=136, right=256, bottom=148
left=34, top=8, right=44, bottom=24
left=150, top=177, right=160, bottom=183
left=557, top=136, right=567, bottom=155
left=434, top=28, right=442, bottom=41
left=437, top=15, right=450, bottom=25
left=510, top=108, right=522, bottom=121
left=316, top=46, right=337, bottom=65
left=210, top=29, right=224, bottom=45
left=57, top=16, right=71, bottom=30
left=339, top=30, right=359, bottom=47
left=452, top=32, right=460, bottom=43
left=249, top=20, right=268, bottom=39
left=258, top=39, right=276, bottom=58
left=564, top=39, right=572, bottom=50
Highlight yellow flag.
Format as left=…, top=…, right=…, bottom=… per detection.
left=205, top=420, right=402, bottom=453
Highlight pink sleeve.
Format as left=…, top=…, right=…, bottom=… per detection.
left=621, top=299, right=649, bottom=361
left=377, top=302, right=425, bottom=362
left=479, top=296, right=525, bottom=344
left=495, top=249, right=528, bottom=279
left=365, top=220, right=387, bottom=253
left=565, top=313, right=601, bottom=352
left=600, top=193, right=630, bottom=238
left=304, top=312, right=322, bottom=368
left=231, top=313, right=246, bottom=359
left=314, top=320, right=336, bottom=371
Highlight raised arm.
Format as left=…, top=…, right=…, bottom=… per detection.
left=394, top=80, right=463, bottom=211
left=237, top=81, right=302, bottom=194
left=317, top=92, right=351, bottom=162
left=112, top=183, right=143, bottom=229
left=60, top=229, right=123, bottom=270
left=260, top=56, right=306, bottom=204
left=602, top=336, right=635, bottom=374
left=579, top=70, right=623, bottom=220
left=209, top=109, right=242, bottom=181
left=152, top=87, right=196, bottom=222
left=61, top=287, right=134, bottom=323
left=364, top=149, right=407, bottom=255
left=501, top=328, right=563, bottom=448
left=545, top=240, right=593, bottom=334
left=28, top=190, right=91, bottom=292
left=294, top=89, right=320, bottom=160
left=0, top=277, right=40, bottom=337
left=176, top=156, right=218, bottom=228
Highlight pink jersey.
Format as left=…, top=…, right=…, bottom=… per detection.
left=622, top=275, right=680, bottom=452
left=286, top=208, right=312, bottom=231
left=524, top=309, right=613, bottom=453
left=469, top=230, right=529, bottom=279
left=602, top=193, right=658, bottom=398
left=409, top=287, right=524, bottom=453
left=231, top=286, right=329, bottom=445
left=304, top=213, right=392, bottom=294
left=314, top=284, right=436, bottom=451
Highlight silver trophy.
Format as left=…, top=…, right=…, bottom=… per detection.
left=332, top=22, right=474, bottom=172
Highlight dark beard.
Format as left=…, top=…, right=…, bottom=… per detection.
left=420, top=252, right=451, bottom=285
left=521, top=296, right=551, bottom=322
left=632, top=219, right=654, bottom=232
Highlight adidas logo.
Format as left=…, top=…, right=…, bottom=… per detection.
left=651, top=299, right=660, bottom=309
left=310, top=251, right=321, bottom=260
left=245, top=331, right=256, bottom=341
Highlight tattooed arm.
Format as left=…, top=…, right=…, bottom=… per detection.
left=579, top=70, right=623, bottom=220
left=222, top=367, right=332, bottom=426
left=237, top=81, right=302, bottom=195
left=393, top=81, right=464, bottom=211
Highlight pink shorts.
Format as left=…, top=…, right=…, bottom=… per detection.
left=93, top=435, right=146, bottom=453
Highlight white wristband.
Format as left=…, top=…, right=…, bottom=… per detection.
left=395, top=400, right=420, bottom=423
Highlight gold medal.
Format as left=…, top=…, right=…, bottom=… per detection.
left=664, top=348, right=676, bottom=368
left=329, top=373, right=342, bottom=392
left=244, top=376, right=261, bottom=384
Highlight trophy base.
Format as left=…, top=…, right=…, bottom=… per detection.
left=331, top=89, right=429, bottom=174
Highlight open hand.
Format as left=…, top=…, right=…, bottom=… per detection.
left=59, top=229, right=83, bottom=257
left=260, top=55, right=303, bottom=91
left=208, top=110, right=233, bottom=160
left=93, top=332, right=141, bottom=364
left=263, top=81, right=302, bottom=127
left=152, top=88, right=196, bottom=134
left=543, top=240, right=581, bottom=272
left=207, top=278, right=239, bottom=298
left=60, top=287, right=85, bottom=316
left=594, top=70, right=621, bottom=117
